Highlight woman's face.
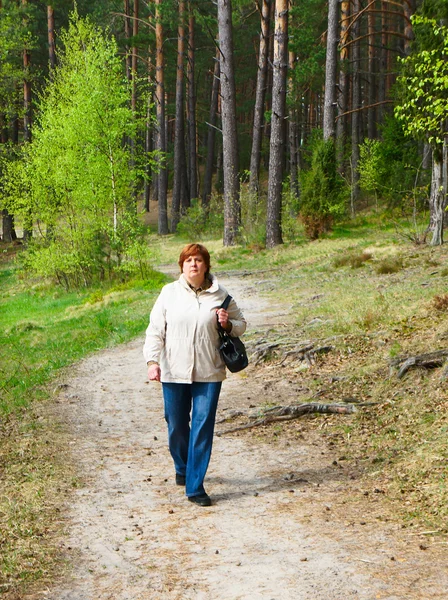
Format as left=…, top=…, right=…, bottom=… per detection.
left=182, top=253, right=207, bottom=285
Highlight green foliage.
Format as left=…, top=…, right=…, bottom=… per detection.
left=395, top=16, right=448, bottom=150
left=176, top=196, right=224, bottom=240
left=358, top=139, right=385, bottom=198
left=299, top=137, right=347, bottom=239
left=0, top=13, right=153, bottom=287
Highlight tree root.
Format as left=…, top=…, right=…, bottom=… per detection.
left=217, top=402, right=356, bottom=435
left=389, top=349, right=448, bottom=379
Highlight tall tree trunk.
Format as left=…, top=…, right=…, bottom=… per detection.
left=350, top=0, right=361, bottom=215
left=131, top=0, right=138, bottom=113
left=155, top=0, right=168, bottom=234
left=144, top=48, right=152, bottom=213
left=367, top=4, right=376, bottom=139
left=171, top=0, right=187, bottom=232
left=124, top=0, right=132, bottom=82
left=288, top=49, right=299, bottom=198
left=266, top=0, right=288, bottom=248
left=403, top=0, right=415, bottom=56
left=47, top=5, right=55, bottom=71
left=336, top=0, right=349, bottom=170
left=323, top=0, right=338, bottom=140
left=129, top=0, right=139, bottom=205
left=249, top=0, right=271, bottom=195
left=428, top=145, right=447, bottom=246
left=187, top=3, right=198, bottom=200
left=377, top=1, right=388, bottom=124
left=202, top=50, right=220, bottom=209
left=22, top=0, right=32, bottom=242
left=217, top=0, right=241, bottom=246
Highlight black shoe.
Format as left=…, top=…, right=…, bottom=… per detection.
left=188, top=493, right=212, bottom=507
left=175, top=473, right=186, bottom=486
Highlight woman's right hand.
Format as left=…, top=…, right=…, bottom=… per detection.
left=148, top=363, right=161, bottom=382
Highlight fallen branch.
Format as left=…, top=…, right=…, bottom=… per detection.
left=217, top=402, right=356, bottom=435
left=389, top=349, right=448, bottom=379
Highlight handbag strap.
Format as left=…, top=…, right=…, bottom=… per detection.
left=217, top=295, right=232, bottom=336
left=220, top=294, right=232, bottom=310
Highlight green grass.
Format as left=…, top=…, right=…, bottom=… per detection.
left=1, top=211, right=448, bottom=594
left=0, top=267, right=169, bottom=415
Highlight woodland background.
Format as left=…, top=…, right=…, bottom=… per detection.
left=0, top=0, right=447, bottom=289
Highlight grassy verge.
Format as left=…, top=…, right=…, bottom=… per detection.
left=0, top=256, right=169, bottom=594
left=206, top=227, right=448, bottom=532
left=1, top=217, right=448, bottom=594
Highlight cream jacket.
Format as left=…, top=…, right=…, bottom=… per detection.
left=143, top=274, right=247, bottom=383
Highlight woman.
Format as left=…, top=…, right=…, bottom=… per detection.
left=143, top=243, right=247, bottom=506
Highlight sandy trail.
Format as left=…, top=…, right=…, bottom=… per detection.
left=45, top=272, right=447, bottom=600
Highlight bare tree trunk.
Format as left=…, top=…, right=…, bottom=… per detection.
left=217, top=0, right=241, bottom=246
left=22, top=0, right=32, bottom=242
left=131, top=0, right=138, bottom=113
left=367, top=4, right=376, bottom=139
left=404, top=0, right=415, bottom=56
left=187, top=3, right=198, bottom=200
left=47, top=5, right=55, bottom=71
left=155, top=0, right=168, bottom=235
left=266, top=0, right=288, bottom=248
left=249, top=0, right=271, bottom=195
left=288, top=50, right=299, bottom=198
left=124, top=0, right=132, bottom=82
left=144, top=48, right=152, bottom=213
left=428, top=147, right=446, bottom=246
left=323, top=0, right=338, bottom=140
left=336, top=0, right=349, bottom=170
left=171, top=0, right=187, bottom=232
left=202, top=50, right=220, bottom=209
left=350, top=0, right=361, bottom=215
left=377, top=1, right=388, bottom=124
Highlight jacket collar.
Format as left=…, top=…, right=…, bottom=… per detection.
left=179, top=273, right=219, bottom=293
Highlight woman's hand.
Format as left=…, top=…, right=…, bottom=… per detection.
left=148, top=363, right=161, bottom=382
left=216, top=308, right=232, bottom=332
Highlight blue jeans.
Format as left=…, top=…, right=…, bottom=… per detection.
left=162, top=382, right=222, bottom=497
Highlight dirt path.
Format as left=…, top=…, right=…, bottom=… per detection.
left=45, top=272, right=447, bottom=600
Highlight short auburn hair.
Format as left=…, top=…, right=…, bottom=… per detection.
left=178, top=243, right=212, bottom=274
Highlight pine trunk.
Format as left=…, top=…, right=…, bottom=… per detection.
left=202, top=50, right=220, bottom=208
left=187, top=4, right=198, bottom=200
left=47, top=5, right=55, bottom=71
left=323, top=0, right=338, bottom=140
left=249, top=0, right=271, bottom=195
left=266, top=0, right=288, bottom=248
left=350, top=0, right=361, bottom=214
left=288, top=50, right=299, bottom=198
left=217, top=0, right=241, bottom=246
left=336, top=0, right=349, bottom=169
left=155, top=0, right=168, bottom=234
left=367, top=5, right=376, bottom=139
left=171, top=0, right=187, bottom=232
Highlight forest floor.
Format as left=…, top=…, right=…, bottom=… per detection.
left=24, top=268, right=448, bottom=600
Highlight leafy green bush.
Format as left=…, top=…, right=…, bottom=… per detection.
left=176, top=196, right=224, bottom=240
left=299, top=137, right=347, bottom=239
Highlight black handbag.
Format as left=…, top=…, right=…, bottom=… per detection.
left=217, top=295, right=248, bottom=373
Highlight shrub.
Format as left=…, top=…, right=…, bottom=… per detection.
left=299, top=137, right=347, bottom=239
left=333, top=250, right=373, bottom=269
left=375, top=256, right=403, bottom=274
left=176, top=196, right=224, bottom=240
